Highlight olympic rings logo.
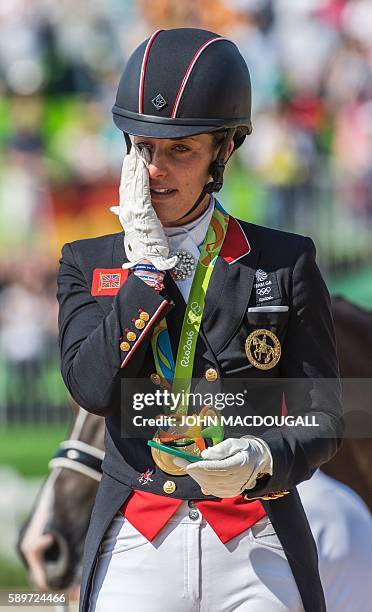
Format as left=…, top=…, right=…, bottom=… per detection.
left=257, top=287, right=271, bottom=296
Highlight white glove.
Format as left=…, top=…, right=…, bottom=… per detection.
left=174, top=436, right=273, bottom=498
left=110, top=145, right=178, bottom=271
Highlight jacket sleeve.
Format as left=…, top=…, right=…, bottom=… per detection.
left=244, top=237, right=344, bottom=497
left=57, top=242, right=173, bottom=416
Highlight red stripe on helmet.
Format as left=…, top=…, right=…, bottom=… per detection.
left=138, top=29, right=164, bottom=114
left=171, top=37, right=227, bottom=119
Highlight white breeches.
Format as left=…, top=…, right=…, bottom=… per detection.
left=88, top=501, right=304, bottom=612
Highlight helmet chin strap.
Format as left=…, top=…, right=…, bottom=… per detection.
left=178, top=127, right=236, bottom=221
left=124, top=132, right=132, bottom=153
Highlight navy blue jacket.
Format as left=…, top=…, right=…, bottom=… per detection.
left=57, top=217, right=343, bottom=612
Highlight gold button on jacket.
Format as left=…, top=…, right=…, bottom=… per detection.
left=120, top=341, right=130, bottom=352
left=163, top=480, right=177, bottom=494
left=205, top=368, right=218, bottom=382
left=150, top=373, right=161, bottom=385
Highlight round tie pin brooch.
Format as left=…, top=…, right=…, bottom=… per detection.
left=245, top=329, right=281, bottom=370
left=170, top=250, right=195, bottom=281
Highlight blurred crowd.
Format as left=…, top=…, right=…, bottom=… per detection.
left=0, top=0, right=372, bottom=421
left=0, top=255, right=67, bottom=423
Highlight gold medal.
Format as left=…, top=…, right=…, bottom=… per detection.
left=150, top=433, right=202, bottom=476
left=150, top=405, right=225, bottom=475
left=245, top=329, right=281, bottom=370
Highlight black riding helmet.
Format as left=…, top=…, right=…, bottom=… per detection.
left=112, top=28, right=252, bottom=218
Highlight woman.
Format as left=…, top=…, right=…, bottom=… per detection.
left=57, top=28, right=343, bottom=612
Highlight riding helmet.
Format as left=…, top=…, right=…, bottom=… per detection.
left=112, top=28, right=252, bottom=212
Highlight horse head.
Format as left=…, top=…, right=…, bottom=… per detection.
left=17, top=402, right=104, bottom=592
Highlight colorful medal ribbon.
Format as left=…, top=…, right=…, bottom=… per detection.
left=151, top=200, right=229, bottom=416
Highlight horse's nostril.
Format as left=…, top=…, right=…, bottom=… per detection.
left=43, top=539, right=60, bottom=562
left=43, top=531, right=71, bottom=589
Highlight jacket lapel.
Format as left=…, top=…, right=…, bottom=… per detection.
left=93, top=219, right=258, bottom=364
left=202, top=217, right=260, bottom=356
left=163, top=272, right=186, bottom=359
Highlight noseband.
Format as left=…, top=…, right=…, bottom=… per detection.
left=49, top=440, right=104, bottom=482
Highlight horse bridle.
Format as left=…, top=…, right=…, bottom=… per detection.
left=49, top=440, right=104, bottom=483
